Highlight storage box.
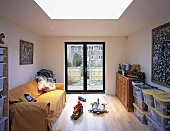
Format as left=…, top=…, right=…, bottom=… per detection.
left=154, top=94, right=170, bottom=116
left=0, top=96, right=6, bottom=118
left=0, top=63, right=5, bottom=77
left=0, top=55, right=5, bottom=62
left=133, top=103, right=148, bottom=124
left=143, top=90, right=168, bottom=107
left=148, top=106, right=158, bottom=122
left=0, top=116, right=8, bottom=131
left=133, top=84, right=153, bottom=101
left=0, top=48, right=5, bottom=55
left=0, top=77, right=6, bottom=92
left=132, top=81, right=144, bottom=86
left=146, top=115, right=169, bottom=131
left=148, top=106, right=170, bottom=129
left=134, top=96, right=148, bottom=111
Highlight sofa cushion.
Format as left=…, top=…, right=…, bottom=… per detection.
left=44, top=82, right=56, bottom=91
left=37, top=76, right=56, bottom=92
left=36, top=90, right=65, bottom=109
left=9, top=80, right=40, bottom=102
left=38, top=81, right=56, bottom=91
left=38, top=80, right=46, bottom=90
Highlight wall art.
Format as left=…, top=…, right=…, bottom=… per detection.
left=20, top=40, right=33, bottom=65
left=152, top=22, right=170, bottom=88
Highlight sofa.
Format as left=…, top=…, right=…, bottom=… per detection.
left=9, top=80, right=66, bottom=131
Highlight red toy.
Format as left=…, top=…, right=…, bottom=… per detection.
left=70, top=101, right=83, bottom=120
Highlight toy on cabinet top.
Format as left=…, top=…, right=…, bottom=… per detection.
left=88, top=98, right=109, bottom=115
left=70, top=101, right=83, bottom=120
left=0, top=33, right=5, bottom=44
left=131, top=64, right=141, bottom=72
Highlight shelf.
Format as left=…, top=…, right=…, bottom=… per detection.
left=0, top=44, right=8, bottom=131
left=0, top=44, right=8, bottom=48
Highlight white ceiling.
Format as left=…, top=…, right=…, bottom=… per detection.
left=0, top=0, right=170, bottom=37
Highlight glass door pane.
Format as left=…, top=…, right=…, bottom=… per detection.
left=67, top=44, right=84, bottom=91
left=65, top=42, right=105, bottom=93
left=87, top=44, right=103, bottom=90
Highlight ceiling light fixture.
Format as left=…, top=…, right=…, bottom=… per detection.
left=34, top=0, right=133, bottom=19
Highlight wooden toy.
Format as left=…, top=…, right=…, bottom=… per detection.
left=70, top=101, right=83, bottom=120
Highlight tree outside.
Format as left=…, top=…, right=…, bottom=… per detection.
left=73, top=53, right=82, bottom=67
left=67, top=59, right=72, bottom=67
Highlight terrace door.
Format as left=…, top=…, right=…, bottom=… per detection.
left=65, top=42, right=105, bottom=93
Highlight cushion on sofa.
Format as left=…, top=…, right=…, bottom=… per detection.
left=37, top=76, right=56, bottom=92
left=9, top=80, right=40, bottom=102
left=38, top=80, right=46, bottom=90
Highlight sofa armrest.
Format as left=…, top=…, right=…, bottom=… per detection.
left=11, top=102, right=50, bottom=131
left=56, top=83, right=64, bottom=90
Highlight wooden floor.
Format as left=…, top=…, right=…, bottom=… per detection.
left=55, top=94, right=148, bottom=131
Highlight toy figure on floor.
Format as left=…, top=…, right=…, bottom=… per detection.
left=88, top=98, right=109, bottom=115
left=78, top=96, right=86, bottom=102
left=70, top=101, right=83, bottom=120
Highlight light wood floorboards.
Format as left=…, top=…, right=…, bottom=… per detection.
left=55, top=94, right=148, bottom=131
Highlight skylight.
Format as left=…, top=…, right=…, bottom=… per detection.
left=34, top=0, right=133, bottom=19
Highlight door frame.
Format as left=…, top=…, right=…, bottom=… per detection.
left=65, top=42, right=105, bottom=94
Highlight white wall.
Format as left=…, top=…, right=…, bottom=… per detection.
left=0, top=17, right=43, bottom=89
left=43, top=36, right=127, bottom=95
left=127, top=15, right=170, bottom=93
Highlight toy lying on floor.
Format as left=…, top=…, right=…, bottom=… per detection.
left=70, top=101, right=83, bottom=120
left=88, top=98, right=109, bottom=115
left=78, top=96, right=86, bottom=102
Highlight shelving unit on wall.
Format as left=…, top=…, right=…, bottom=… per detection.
left=0, top=43, right=8, bottom=131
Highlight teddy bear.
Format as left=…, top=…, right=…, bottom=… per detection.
left=131, top=64, right=141, bottom=72
left=0, top=33, right=5, bottom=44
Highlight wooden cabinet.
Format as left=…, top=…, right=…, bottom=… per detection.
left=0, top=44, right=9, bottom=131
left=116, top=72, right=144, bottom=112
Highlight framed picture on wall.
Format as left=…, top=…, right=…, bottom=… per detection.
left=20, top=40, right=33, bottom=65
left=152, top=22, right=170, bottom=88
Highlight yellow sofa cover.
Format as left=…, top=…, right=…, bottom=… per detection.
left=9, top=80, right=66, bottom=131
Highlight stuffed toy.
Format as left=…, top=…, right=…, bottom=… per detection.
left=131, top=64, right=141, bottom=72
left=0, top=33, right=5, bottom=44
